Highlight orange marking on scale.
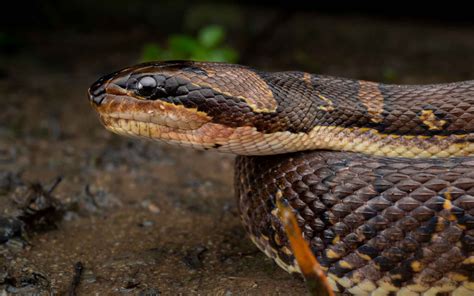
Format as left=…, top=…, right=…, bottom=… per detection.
left=275, top=190, right=335, bottom=296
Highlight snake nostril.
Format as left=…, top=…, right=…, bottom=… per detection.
left=88, top=69, right=130, bottom=106
left=88, top=79, right=107, bottom=106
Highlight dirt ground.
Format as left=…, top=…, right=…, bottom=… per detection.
left=1, top=14, right=474, bottom=295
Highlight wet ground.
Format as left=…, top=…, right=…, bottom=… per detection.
left=1, top=14, right=474, bottom=295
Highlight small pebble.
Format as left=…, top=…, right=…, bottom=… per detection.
left=139, top=220, right=154, bottom=227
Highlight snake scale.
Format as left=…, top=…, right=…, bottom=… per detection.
left=88, top=61, right=473, bottom=296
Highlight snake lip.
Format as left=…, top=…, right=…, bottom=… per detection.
left=106, top=83, right=129, bottom=96
left=103, top=112, right=199, bottom=131
left=99, top=104, right=203, bottom=131
left=93, top=92, right=213, bottom=131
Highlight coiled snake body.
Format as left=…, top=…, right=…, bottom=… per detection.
left=89, top=61, right=474, bottom=295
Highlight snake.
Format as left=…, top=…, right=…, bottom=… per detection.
left=88, top=61, right=474, bottom=296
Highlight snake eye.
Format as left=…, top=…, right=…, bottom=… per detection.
left=127, top=75, right=168, bottom=100
left=136, top=76, right=158, bottom=97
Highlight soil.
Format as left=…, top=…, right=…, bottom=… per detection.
left=1, top=14, right=473, bottom=295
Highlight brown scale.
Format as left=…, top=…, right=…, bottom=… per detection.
left=236, top=152, right=474, bottom=293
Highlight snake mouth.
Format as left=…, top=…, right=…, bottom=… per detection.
left=92, top=93, right=213, bottom=132
left=96, top=115, right=227, bottom=150
left=94, top=101, right=240, bottom=151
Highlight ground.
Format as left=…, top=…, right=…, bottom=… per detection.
left=1, top=14, right=473, bottom=295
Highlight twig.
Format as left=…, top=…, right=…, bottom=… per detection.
left=276, top=190, right=335, bottom=296
left=48, top=176, right=63, bottom=194
left=67, top=261, right=84, bottom=296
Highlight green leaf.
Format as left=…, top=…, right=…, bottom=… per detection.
left=198, top=25, right=225, bottom=48
left=140, top=43, right=162, bottom=62
left=207, top=47, right=239, bottom=63
left=382, top=67, right=398, bottom=83
left=168, top=35, right=200, bottom=56
left=190, top=47, right=210, bottom=61
left=139, top=24, right=239, bottom=63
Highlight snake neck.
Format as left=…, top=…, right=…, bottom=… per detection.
left=249, top=72, right=474, bottom=157
left=262, top=72, right=474, bottom=135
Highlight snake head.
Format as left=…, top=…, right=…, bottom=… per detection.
left=88, top=61, right=285, bottom=154
left=88, top=61, right=216, bottom=130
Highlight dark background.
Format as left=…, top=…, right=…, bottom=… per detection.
left=3, top=1, right=474, bottom=28
left=0, top=2, right=473, bottom=295
left=2, top=1, right=474, bottom=78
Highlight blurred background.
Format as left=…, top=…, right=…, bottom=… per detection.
left=0, top=1, right=473, bottom=295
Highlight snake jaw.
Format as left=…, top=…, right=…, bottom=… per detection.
left=89, top=87, right=248, bottom=153
left=94, top=94, right=213, bottom=131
